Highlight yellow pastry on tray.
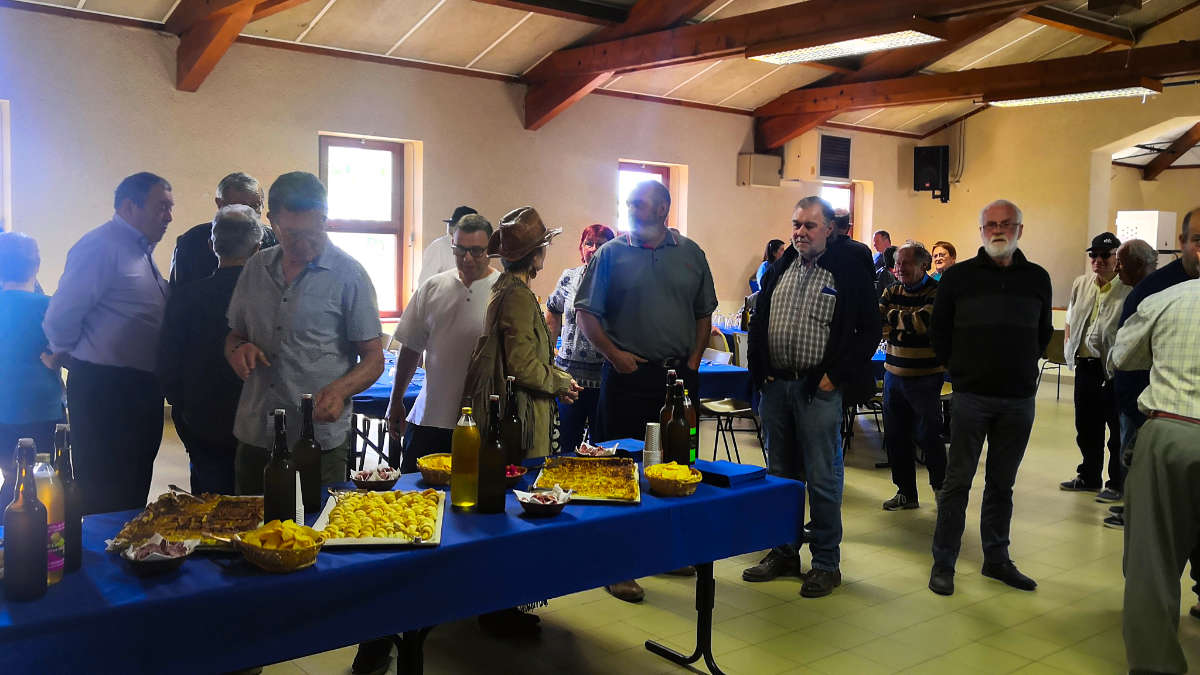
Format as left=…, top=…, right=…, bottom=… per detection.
left=533, top=456, right=639, bottom=502
left=320, top=489, right=440, bottom=542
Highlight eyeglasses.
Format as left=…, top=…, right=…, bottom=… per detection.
left=452, top=245, right=489, bottom=258
left=1088, top=250, right=1113, bottom=260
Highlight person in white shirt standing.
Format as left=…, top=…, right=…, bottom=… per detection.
left=388, top=214, right=499, bottom=472
left=417, top=205, right=477, bottom=286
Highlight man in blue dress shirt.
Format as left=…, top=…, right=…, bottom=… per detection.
left=44, top=172, right=173, bottom=515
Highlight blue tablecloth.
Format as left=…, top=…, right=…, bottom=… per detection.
left=0, top=458, right=802, bottom=674
left=353, top=359, right=753, bottom=419
left=873, top=347, right=886, bottom=380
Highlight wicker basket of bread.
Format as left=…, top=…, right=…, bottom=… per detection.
left=416, top=453, right=452, bottom=486
left=233, top=520, right=325, bottom=574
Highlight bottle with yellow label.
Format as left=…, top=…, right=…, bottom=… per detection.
left=451, top=407, right=480, bottom=510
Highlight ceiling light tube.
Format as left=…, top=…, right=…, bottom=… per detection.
left=988, top=77, right=1162, bottom=107
left=747, top=17, right=946, bottom=66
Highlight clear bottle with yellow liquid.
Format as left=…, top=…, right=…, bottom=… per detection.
left=32, top=452, right=65, bottom=585
left=450, top=406, right=480, bottom=510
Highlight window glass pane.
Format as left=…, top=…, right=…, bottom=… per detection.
left=820, top=185, right=852, bottom=214
left=617, top=169, right=665, bottom=232
left=327, top=232, right=398, bottom=312
left=327, top=145, right=392, bottom=222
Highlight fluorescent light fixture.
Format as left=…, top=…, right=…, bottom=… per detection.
left=746, top=18, right=945, bottom=66
left=750, top=30, right=943, bottom=65
left=988, top=77, right=1163, bottom=107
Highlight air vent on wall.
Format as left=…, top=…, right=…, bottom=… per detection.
left=819, top=135, right=851, bottom=181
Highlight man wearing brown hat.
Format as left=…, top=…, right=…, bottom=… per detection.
left=419, top=205, right=478, bottom=286
left=1061, top=231, right=1130, bottom=500
left=573, top=180, right=717, bottom=603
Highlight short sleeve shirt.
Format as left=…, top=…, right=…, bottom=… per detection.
left=227, top=243, right=383, bottom=449
left=547, top=265, right=605, bottom=387
left=392, top=268, right=499, bottom=429
left=573, top=231, right=718, bottom=362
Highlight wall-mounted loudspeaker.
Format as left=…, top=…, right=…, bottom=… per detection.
left=914, top=145, right=950, bottom=203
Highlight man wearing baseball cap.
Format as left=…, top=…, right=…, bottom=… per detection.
left=1061, top=231, right=1131, bottom=501
left=418, top=205, right=478, bottom=286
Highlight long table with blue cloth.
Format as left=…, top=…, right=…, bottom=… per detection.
left=352, top=354, right=754, bottom=419
left=0, top=439, right=802, bottom=675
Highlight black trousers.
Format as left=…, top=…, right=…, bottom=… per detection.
left=594, top=361, right=698, bottom=443
left=173, top=408, right=238, bottom=496
left=1073, top=358, right=1121, bottom=490
left=399, top=423, right=454, bottom=474
left=67, top=361, right=163, bottom=515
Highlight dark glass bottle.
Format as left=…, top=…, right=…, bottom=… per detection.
left=501, top=376, right=524, bottom=464
left=477, top=395, right=507, bottom=514
left=4, top=439, right=48, bottom=601
left=293, top=394, right=323, bottom=514
left=678, top=381, right=698, bottom=465
left=658, top=369, right=677, bottom=429
left=263, top=409, right=297, bottom=523
left=665, top=382, right=691, bottom=466
left=54, top=424, right=83, bottom=573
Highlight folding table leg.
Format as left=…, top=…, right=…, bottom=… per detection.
left=645, top=562, right=725, bottom=675
left=392, top=626, right=433, bottom=675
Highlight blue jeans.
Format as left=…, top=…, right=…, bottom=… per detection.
left=883, top=371, right=947, bottom=499
left=760, top=376, right=843, bottom=572
left=557, top=386, right=600, bottom=453
left=932, top=391, right=1035, bottom=570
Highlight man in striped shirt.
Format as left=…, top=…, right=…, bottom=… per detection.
left=879, top=242, right=946, bottom=511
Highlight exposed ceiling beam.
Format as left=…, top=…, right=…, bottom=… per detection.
left=1024, top=6, right=1134, bottom=45
left=1136, top=0, right=1200, bottom=40
left=752, top=7, right=1025, bottom=149
left=756, top=40, right=1200, bottom=118
left=524, top=0, right=1044, bottom=83
left=471, top=0, right=627, bottom=25
left=168, top=0, right=315, bottom=91
left=523, top=0, right=713, bottom=130
left=1143, top=121, right=1200, bottom=180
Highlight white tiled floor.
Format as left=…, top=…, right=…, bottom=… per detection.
left=144, top=380, right=1200, bottom=674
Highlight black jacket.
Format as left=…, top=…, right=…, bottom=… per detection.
left=930, top=247, right=1053, bottom=398
left=169, top=222, right=277, bottom=287
left=157, top=266, right=245, bottom=445
left=749, top=237, right=882, bottom=405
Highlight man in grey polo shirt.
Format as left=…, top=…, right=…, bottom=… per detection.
left=574, top=180, right=717, bottom=604
left=225, top=172, right=384, bottom=494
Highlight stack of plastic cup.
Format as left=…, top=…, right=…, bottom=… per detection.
left=643, top=422, right=662, bottom=467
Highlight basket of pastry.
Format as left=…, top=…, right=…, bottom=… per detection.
left=645, top=462, right=703, bottom=497
left=106, top=492, right=264, bottom=551
left=532, top=456, right=640, bottom=503
left=233, top=519, right=325, bottom=573
left=416, top=453, right=451, bottom=486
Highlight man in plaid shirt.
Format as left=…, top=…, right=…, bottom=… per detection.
left=743, top=196, right=880, bottom=598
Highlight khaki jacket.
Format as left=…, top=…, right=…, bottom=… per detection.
left=1065, top=273, right=1130, bottom=369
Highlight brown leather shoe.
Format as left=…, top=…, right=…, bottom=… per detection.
left=800, top=568, right=841, bottom=598
left=664, top=566, right=696, bottom=576
left=605, top=579, right=645, bottom=603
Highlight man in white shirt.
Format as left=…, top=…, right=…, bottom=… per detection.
left=389, top=214, right=498, bottom=472
left=417, top=205, right=477, bottom=286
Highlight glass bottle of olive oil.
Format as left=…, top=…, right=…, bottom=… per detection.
left=450, top=407, right=480, bottom=510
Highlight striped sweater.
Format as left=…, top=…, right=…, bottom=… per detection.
left=880, top=277, right=944, bottom=377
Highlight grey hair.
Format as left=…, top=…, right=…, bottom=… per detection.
left=211, top=204, right=263, bottom=259
left=794, top=196, right=835, bottom=228
left=980, top=199, right=1023, bottom=226
left=1119, top=238, right=1157, bottom=269
left=897, top=239, right=933, bottom=270
left=216, top=172, right=261, bottom=201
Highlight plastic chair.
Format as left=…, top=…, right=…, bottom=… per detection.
left=1038, top=329, right=1067, bottom=400
left=700, top=398, right=764, bottom=464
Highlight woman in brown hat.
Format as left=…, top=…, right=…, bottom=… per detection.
left=464, top=206, right=580, bottom=459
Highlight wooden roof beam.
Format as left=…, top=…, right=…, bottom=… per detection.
left=1143, top=121, right=1200, bottom=180
left=1025, top=6, right=1134, bottom=46
left=169, top=0, right=314, bottom=91
left=471, top=0, right=628, bottom=25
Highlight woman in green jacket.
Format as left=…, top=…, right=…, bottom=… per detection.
left=467, top=206, right=580, bottom=459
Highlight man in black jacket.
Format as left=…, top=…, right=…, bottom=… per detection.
left=158, top=205, right=263, bottom=495
left=928, top=199, right=1052, bottom=596
left=741, top=196, right=880, bottom=598
left=169, top=172, right=276, bottom=287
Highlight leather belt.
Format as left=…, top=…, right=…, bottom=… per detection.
left=1149, top=410, right=1200, bottom=427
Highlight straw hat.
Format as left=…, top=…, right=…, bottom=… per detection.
left=487, top=206, right=562, bottom=261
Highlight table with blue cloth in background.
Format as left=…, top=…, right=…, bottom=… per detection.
left=0, top=444, right=802, bottom=675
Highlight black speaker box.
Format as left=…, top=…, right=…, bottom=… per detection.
left=914, top=145, right=950, bottom=202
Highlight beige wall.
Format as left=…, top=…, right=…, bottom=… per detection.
left=0, top=7, right=806, bottom=308
left=1108, top=165, right=1197, bottom=230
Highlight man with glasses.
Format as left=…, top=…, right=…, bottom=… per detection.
left=928, top=199, right=1052, bottom=596
left=1060, top=232, right=1130, bottom=501
left=387, top=214, right=499, bottom=474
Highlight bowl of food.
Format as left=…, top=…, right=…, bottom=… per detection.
left=416, top=453, right=452, bottom=487
left=645, top=462, right=703, bottom=497
left=121, top=534, right=197, bottom=577
left=352, top=465, right=401, bottom=491
left=514, top=486, right=571, bottom=517
left=234, top=519, right=325, bottom=574
left=505, top=464, right=528, bottom=489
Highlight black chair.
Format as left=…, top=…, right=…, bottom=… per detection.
left=347, top=413, right=394, bottom=480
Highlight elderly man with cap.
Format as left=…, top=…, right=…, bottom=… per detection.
left=1060, top=232, right=1131, bottom=501
left=419, top=205, right=478, bottom=286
